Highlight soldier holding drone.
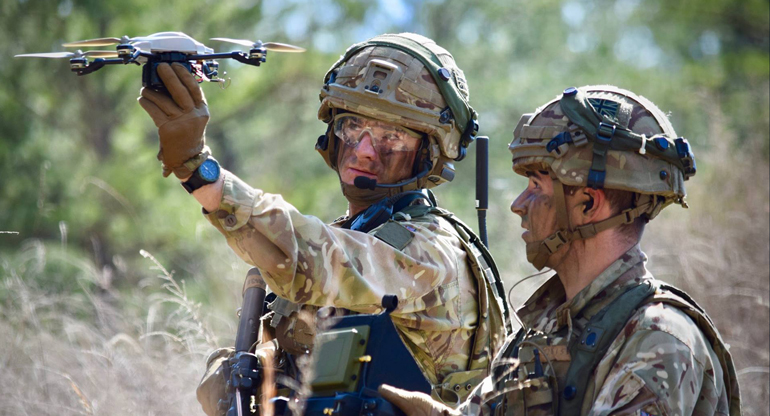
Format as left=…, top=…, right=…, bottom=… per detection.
left=135, top=33, right=511, bottom=414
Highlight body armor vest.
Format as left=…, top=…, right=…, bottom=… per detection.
left=487, top=281, right=740, bottom=416
left=374, top=204, right=512, bottom=405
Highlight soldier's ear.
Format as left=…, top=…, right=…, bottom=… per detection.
left=577, top=188, right=610, bottom=223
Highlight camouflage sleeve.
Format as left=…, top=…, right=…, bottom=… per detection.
left=203, top=170, right=467, bottom=318
left=588, top=303, right=728, bottom=416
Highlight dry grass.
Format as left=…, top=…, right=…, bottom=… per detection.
left=0, top=248, right=212, bottom=415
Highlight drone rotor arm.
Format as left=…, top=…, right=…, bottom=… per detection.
left=187, top=52, right=244, bottom=60
left=73, top=57, right=138, bottom=76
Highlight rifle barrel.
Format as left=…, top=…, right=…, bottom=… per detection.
left=235, top=268, right=266, bottom=352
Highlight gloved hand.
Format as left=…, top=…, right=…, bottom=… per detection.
left=379, top=384, right=461, bottom=416
left=138, top=62, right=210, bottom=178
left=197, top=347, right=234, bottom=416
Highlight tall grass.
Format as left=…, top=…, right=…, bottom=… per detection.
left=0, top=246, right=212, bottom=415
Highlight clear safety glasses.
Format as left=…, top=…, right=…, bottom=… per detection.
left=333, top=113, right=422, bottom=153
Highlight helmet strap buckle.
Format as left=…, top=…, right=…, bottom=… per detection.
left=543, top=230, right=569, bottom=254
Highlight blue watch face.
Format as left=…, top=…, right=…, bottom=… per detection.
left=198, top=159, right=220, bottom=182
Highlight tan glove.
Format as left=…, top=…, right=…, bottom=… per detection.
left=379, top=385, right=461, bottom=416
left=197, top=347, right=234, bottom=416
left=138, top=62, right=210, bottom=178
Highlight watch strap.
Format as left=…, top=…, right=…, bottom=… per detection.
left=182, top=156, right=219, bottom=194
left=182, top=173, right=209, bottom=193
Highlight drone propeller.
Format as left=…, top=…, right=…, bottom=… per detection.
left=15, top=50, right=119, bottom=59
left=62, top=35, right=136, bottom=47
left=210, top=38, right=306, bottom=53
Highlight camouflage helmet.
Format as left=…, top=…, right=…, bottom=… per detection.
left=317, top=33, right=479, bottom=190
left=510, top=85, right=697, bottom=269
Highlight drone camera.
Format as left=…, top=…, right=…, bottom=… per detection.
left=202, top=61, right=219, bottom=79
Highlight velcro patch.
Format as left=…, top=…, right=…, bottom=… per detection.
left=373, top=221, right=414, bottom=251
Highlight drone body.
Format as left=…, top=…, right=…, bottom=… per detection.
left=130, top=32, right=214, bottom=55
left=16, top=31, right=304, bottom=91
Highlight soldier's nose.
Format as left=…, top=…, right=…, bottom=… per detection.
left=511, top=192, right=527, bottom=217
left=354, top=132, right=378, bottom=160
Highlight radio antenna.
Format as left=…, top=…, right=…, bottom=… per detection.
left=476, top=136, right=489, bottom=248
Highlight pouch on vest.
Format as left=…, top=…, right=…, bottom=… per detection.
left=431, top=368, right=487, bottom=406
left=495, top=374, right=557, bottom=416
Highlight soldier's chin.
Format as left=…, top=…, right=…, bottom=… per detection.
left=341, top=168, right=377, bottom=185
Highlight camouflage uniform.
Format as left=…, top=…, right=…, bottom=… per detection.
left=460, top=245, right=736, bottom=416
left=203, top=169, right=501, bottom=388
left=195, top=34, right=510, bottom=411
left=450, top=86, right=739, bottom=416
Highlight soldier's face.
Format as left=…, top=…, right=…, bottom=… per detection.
left=510, top=170, right=559, bottom=244
left=336, top=115, right=420, bottom=185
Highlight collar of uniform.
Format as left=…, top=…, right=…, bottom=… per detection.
left=554, top=245, right=648, bottom=328
left=516, top=246, right=649, bottom=334
left=516, top=274, right=565, bottom=333
left=331, top=215, right=349, bottom=227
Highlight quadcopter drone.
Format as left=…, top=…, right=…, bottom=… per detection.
left=15, top=31, right=305, bottom=90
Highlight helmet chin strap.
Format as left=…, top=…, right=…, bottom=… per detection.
left=525, top=173, right=657, bottom=271
left=526, top=173, right=572, bottom=270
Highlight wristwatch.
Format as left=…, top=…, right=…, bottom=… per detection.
left=182, top=157, right=221, bottom=193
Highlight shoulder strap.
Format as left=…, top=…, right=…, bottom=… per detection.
left=649, top=284, right=742, bottom=416
left=421, top=206, right=513, bottom=335
left=397, top=203, right=434, bottom=220
left=559, top=281, right=741, bottom=416
left=559, top=281, right=656, bottom=416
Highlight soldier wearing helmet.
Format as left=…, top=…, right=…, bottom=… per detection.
left=379, top=86, right=741, bottom=416
left=137, top=33, right=510, bottom=413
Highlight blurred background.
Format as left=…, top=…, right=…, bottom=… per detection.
left=1, top=0, right=767, bottom=414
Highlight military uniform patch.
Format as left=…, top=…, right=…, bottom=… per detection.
left=588, top=98, right=620, bottom=119
left=372, top=221, right=414, bottom=251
